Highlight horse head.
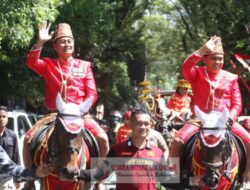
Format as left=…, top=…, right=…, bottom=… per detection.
left=194, top=106, right=233, bottom=189
left=48, top=93, right=92, bottom=181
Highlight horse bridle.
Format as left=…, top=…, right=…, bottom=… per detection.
left=47, top=113, right=84, bottom=162
left=199, top=124, right=233, bottom=189
left=57, top=112, right=82, bottom=118
left=48, top=135, right=82, bottom=162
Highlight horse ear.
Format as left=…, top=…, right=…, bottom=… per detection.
left=79, top=96, right=94, bottom=115
left=194, top=105, right=207, bottom=123
left=56, top=93, right=66, bottom=112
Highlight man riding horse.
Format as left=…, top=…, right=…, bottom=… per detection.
left=25, top=21, right=109, bottom=157
left=24, top=22, right=109, bottom=189
left=188, top=106, right=243, bottom=189
left=170, top=35, right=250, bottom=182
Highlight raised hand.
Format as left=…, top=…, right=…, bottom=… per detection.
left=36, top=22, right=54, bottom=48
left=198, top=35, right=222, bottom=55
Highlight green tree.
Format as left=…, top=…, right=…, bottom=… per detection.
left=1, top=0, right=249, bottom=112
left=0, top=0, right=151, bottom=111
left=0, top=0, right=63, bottom=109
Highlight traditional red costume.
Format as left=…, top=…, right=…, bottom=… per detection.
left=176, top=53, right=250, bottom=144
left=26, top=49, right=97, bottom=110
left=116, top=111, right=132, bottom=144
left=167, top=93, right=191, bottom=112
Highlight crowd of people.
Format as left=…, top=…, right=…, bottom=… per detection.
left=0, top=21, right=250, bottom=190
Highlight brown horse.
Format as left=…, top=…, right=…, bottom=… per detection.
left=25, top=94, right=99, bottom=190
left=186, top=106, right=244, bottom=190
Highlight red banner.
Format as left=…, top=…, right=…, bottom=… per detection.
left=229, top=53, right=250, bottom=92
left=233, top=53, right=250, bottom=70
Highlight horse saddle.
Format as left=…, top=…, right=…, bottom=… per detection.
left=82, top=128, right=100, bottom=159
left=230, top=133, right=247, bottom=183
left=29, top=122, right=55, bottom=160
left=30, top=127, right=100, bottom=159
left=180, top=132, right=200, bottom=188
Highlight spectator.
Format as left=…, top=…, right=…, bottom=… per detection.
left=154, top=93, right=167, bottom=118
left=0, top=106, right=20, bottom=190
left=166, top=79, right=192, bottom=122
left=107, top=110, right=122, bottom=144
left=243, top=118, right=250, bottom=133
left=116, top=111, right=132, bottom=144
left=126, top=115, right=169, bottom=161
left=78, top=109, right=166, bottom=190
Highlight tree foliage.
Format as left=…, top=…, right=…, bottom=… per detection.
left=139, top=0, right=250, bottom=94
left=0, top=0, right=64, bottom=108
left=0, top=0, right=249, bottom=112
left=0, top=0, right=151, bottom=111
left=175, top=0, right=250, bottom=103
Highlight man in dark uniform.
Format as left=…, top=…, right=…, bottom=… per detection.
left=0, top=105, right=21, bottom=189
left=78, top=109, right=167, bottom=190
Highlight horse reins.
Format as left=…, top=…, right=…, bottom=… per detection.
left=200, top=121, right=232, bottom=131
left=48, top=136, right=81, bottom=162
left=47, top=113, right=84, bottom=162
left=200, top=128, right=234, bottom=187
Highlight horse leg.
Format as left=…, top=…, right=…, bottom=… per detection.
left=22, top=137, right=36, bottom=190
